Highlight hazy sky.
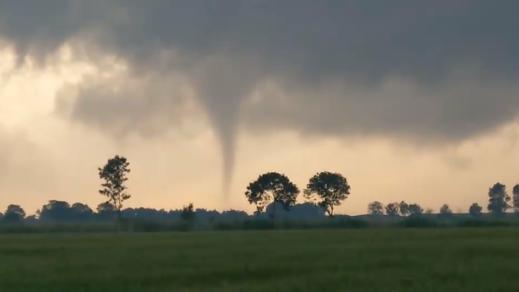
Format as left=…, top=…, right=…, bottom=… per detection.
left=1, top=1, right=519, bottom=215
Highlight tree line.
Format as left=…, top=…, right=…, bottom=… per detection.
left=366, top=182, right=519, bottom=217
left=0, top=155, right=518, bottom=225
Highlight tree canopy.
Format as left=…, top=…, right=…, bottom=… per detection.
left=2, top=204, right=25, bottom=223
left=469, top=203, right=483, bottom=217
left=368, top=201, right=384, bottom=216
left=385, top=202, right=400, bottom=216
left=439, top=204, right=452, bottom=217
left=408, top=203, right=423, bottom=216
left=304, top=171, right=350, bottom=216
left=245, top=172, right=300, bottom=213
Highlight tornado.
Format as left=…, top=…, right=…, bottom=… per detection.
left=192, top=56, right=261, bottom=199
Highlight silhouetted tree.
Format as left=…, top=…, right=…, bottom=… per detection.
left=304, top=171, right=350, bottom=216
left=181, top=203, right=195, bottom=221
left=469, top=203, right=483, bottom=217
left=39, top=200, right=71, bottom=221
left=245, top=172, right=299, bottom=213
left=399, top=201, right=410, bottom=216
left=439, top=204, right=452, bottom=217
left=513, top=184, right=519, bottom=214
left=2, top=204, right=25, bottom=223
left=425, top=208, right=434, bottom=215
left=385, top=202, right=400, bottom=216
left=70, top=203, right=94, bottom=220
left=368, top=201, right=384, bottom=216
left=408, top=203, right=423, bottom=216
left=487, top=182, right=510, bottom=216
left=39, top=200, right=92, bottom=222
left=98, top=155, right=131, bottom=219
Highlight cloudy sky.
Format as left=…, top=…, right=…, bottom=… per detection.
left=1, top=1, right=519, bottom=214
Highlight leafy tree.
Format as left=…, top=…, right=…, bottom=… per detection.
left=98, top=155, right=131, bottom=218
left=408, top=203, right=423, bottom=216
left=487, top=182, right=510, bottom=216
left=245, top=172, right=299, bottom=213
left=2, top=204, right=25, bottom=223
left=399, top=201, right=410, bottom=216
left=181, top=203, right=195, bottom=221
left=513, top=184, right=519, bottom=213
left=385, top=202, right=400, bottom=216
left=39, top=200, right=71, bottom=221
left=70, top=203, right=94, bottom=220
left=39, top=201, right=94, bottom=222
left=439, top=204, right=452, bottom=217
left=304, top=171, right=350, bottom=216
left=469, top=203, right=482, bottom=217
left=368, top=201, right=384, bottom=216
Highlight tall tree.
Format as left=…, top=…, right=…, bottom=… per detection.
left=513, top=184, right=519, bottom=214
left=469, top=203, right=483, bottom=217
left=245, top=172, right=299, bottom=213
left=304, top=171, right=350, bottom=216
left=487, top=182, right=510, bottom=216
left=385, top=202, right=400, bottom=216
left=368, top=201, right=384, bottom=216
left=98, top=155, right=131, bottom=218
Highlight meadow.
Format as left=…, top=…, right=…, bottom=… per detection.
left=1, top=228, right=519, bottom=291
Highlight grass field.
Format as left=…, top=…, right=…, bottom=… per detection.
left=1, top=228, right=519, bottom=291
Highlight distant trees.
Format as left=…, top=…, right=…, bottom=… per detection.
left=2, top=204, right=25, bottom=223
left=385, top=202, right=400, bottom=216
left=98, top=155, right=131, bottom=218
left=245, top=172, right=299, bottom=213
left=398, top=201, right=422, bottom=216
left=71, top=203, right=94, bottom=220
left=39, top=200, right=94, bottom=222
left=439, top=204, right=452, bottom=217
left=181, top=203, right=195, bottom=221
left=469, top=203, right=483, bottom=217
left=304, top=172, right=350, bottom=216
left=408, top=203, right=423, bottom=216
left=368, top=201, right=384, bottom=216
left=96, top=202, right=116, bottom=220
left=513, top=184, right=519, bottom=213
left=386, top=202, right=400, bottom=216
left=487, top=183, right=510, bottom=216
left=399, top=201, right=410, bottom=216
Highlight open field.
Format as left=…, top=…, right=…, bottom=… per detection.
left=1, top=229, right=519, bottom=291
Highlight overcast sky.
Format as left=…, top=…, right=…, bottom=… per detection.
left=1, top=1, right=519, bottom=214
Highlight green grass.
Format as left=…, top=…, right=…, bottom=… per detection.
left=1, top=228, right=519, bottom=291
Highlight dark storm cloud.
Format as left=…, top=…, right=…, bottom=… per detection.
left=1, top=0, right=519, bottom=186
left=2, top=1, right=519, bottom=79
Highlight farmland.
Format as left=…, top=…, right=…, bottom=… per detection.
left=1, top=228, right=518, bottom=291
